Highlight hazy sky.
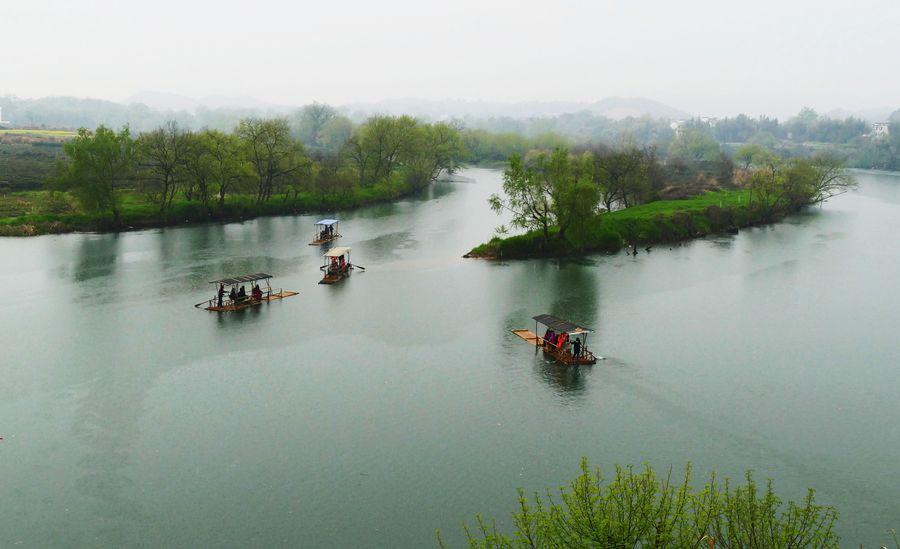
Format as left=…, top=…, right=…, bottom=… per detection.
left=4, top=0, right=898, bottom=117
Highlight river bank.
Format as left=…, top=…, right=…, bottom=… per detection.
left=0, top=178, right=428, bottom=237
left=465, top=189, right=786, bottom=259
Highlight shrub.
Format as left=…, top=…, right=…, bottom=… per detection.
left=443, top=458, right=839, bottom=548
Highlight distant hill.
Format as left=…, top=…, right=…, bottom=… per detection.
left=126, top=91, right=290, bottom=113
left=825, top=106, right=897, bottom=123
left=344, top=96, right=690, bottom=121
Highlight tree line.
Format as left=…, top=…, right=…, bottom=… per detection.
left=54, top=109, right=465, bottom=223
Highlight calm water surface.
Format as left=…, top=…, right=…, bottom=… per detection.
left=1, top=168, right=899, bottom=547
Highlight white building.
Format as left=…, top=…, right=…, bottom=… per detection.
left=872, top=122, right=890, bottom=138
left=0, top=107, right=8, bottom=125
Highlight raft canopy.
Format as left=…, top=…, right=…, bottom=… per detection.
left=209, top=272, right=273, bottom=285
left=532, top=314, right=593, bottom=334
left=315, top=219, right=339, bottom=226
left=324, top=247, right=351, bottom=258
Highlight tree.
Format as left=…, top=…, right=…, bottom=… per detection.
left=344, top=115, right=418, bottom=186
left=592, top=146, right=650, bottom=211
left=445, top=458, right=839, bottom=548
left=795, top=155, right=857, bottom=205
left=670, top=128, right=721, bottom=162
left=204, top=130, right=252, bottom=205
left=747, top=155, right=855, bottom=215
left=136, top=121, right=187, bottom=212
left=236, top=118, right=308, bottom=203
left=489, top=149, right=598, bottom=245
left=291, top=103, right=338, bottom=149
left=180, top=129, right=250, bottom=207
left=735, top=143, right=776, bottom=170
left=58, top=125, right=136, bottom=223
left=403, top=122, right=466, bottom=187
left=489, top=153, right=556, bottom=244
left=318, top=115, right=354, bottom=155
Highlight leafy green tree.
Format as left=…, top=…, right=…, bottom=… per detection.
left=180, top=129, right=249, bottom=207
left=443, top=458, right=839, bottom=548
left=489, top=149, right=598, bottom=245
left=344, top=115, right=418, bottom=186
left=489, top=153, right=556, bottom=243
left=204, top=130, right=252, bottom=205
left=58, top=125, right=136, bottom=223
left=404, top=122, right=466, bottom=187
left=236, top=118, right=308, bottom=203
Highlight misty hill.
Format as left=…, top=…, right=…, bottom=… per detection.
left=826, top=106, right=896, bottom=123
left=0, top=95, right=288, bottom=133
left=126, top=91, right=290, bottom=113
left=344, top=96, right=690, bottom=121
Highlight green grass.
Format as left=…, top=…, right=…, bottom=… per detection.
left=468, top=189, right=773, bottom=259
left=0, top=174, right=424, bottom=236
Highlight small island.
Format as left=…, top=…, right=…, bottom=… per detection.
left=466, top=145, right=856, bottom=259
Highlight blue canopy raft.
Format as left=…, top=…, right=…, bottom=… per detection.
left=512, top=314, right=598, bottom=365
left=309, top=219, right=342, bottom=246
left=196, top=272, right=299, bottom=312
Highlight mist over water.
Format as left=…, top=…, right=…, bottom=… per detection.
left=1, top=169, right=899, bottom=547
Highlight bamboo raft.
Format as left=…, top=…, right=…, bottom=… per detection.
left=512, top=313, right=599, bottom=365
left=200, top=290, right=299, bottom=312
left=197, top=272, right=299, bottom=312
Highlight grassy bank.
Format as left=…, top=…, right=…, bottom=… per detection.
left=0, top=178, right=419, bottom=237
left=466, top=189, right=781, bottom=259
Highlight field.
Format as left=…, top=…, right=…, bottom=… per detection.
left=0, top=129, right=78, bottom=138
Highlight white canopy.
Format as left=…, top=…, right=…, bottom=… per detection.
left=324, top=247, right=351, bottom=257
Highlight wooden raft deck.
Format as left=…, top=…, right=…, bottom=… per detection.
left=203, top=290, right=299, bottom=312
left=512, top=329, right=542, bottom=346
left=511, top=329, right=597, bottom=365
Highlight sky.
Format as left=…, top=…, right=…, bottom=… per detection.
left=3, top=0, right=899, bottom=117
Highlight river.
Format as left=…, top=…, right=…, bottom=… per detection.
left=1, top=168, right=899, bottom=547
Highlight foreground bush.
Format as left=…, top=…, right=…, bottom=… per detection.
left=442, top=458, right=839, bottom=548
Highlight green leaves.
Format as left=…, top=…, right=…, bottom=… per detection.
left=457, top=459, right=840, bottom=549
left=58, top=125, right=136, bottom=221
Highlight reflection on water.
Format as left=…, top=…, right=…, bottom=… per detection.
left=72, top=234, right=121, bottom=283
left=535, top=357, right=587, bottom=398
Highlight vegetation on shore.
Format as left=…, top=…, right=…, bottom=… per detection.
left=440, top=458, right=842, bottom=548
left=0, top=181, right=421, bottom=236
left=467, top=145, right=855, bottom=259
left=0, top=106, right=466, bottom=236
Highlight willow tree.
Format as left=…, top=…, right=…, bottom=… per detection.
left=489, top=149, right=598, bottom=246
left=489, top=153, right=556, bottom=243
